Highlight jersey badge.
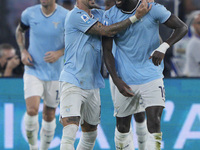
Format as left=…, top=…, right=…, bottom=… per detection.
left=52, top=22, right=60, bottom=29
left=81, top=14, right=91, bottom=23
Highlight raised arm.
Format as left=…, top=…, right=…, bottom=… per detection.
left=87, top=0, right=152, bottom=37
left=150, top=14, right=188, bottom=66
left=102, top=36, right=135, bottom=97
left=16, top=23, right=33, bottom=66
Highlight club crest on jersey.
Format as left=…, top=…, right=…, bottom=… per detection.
left=52, top=22, right=60, bottom=29
left=81, top=14, right=91, bottom=23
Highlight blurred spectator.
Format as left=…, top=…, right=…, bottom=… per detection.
left=184, top=13, right=200, bottom=77
left=0, top=43, right=24, bottom=77
left=179, top=0, right=200, bottom=22
left=184, top=0, right=200, bottom=15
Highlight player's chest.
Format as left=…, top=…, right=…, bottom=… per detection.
left=29, top=16, right=64, bottom=35
left=114, top=14, right=154, bottom=36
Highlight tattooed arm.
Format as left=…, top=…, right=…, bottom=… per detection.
left=16, top=23, right=34, bottom=66
left=87, top=20, right=132, bottom=37
left=16, top=23, right=27, bottom=54
left=87, top=0, right=152, bottom=37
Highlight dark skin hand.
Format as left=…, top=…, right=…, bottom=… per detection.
left=114, top=77, right=135, bottom=97
left=102, top=36, right=135, bottom=97
left=149, top=14, right=188, bottom=66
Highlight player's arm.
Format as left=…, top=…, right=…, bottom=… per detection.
left=102, top=37, right=134, bottom=97
left=16, top=22, right=33, bottom=66
left=87, top=0, right=152, bottom=37
left=44, top=48, right=64, bottom=63
left=149, top=14, right=188, bottom=66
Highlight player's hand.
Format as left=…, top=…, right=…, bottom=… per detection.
left=44, top=50, right=63, bottom=63
left=21, top=49, right=34, bottom=66
left=6, top=55, right=20, bottom=69
left=113, top=77, right=135, bottom=97
left=135, top=0, right=152, bottom=19
left=149, top=51, right=164, bottom=66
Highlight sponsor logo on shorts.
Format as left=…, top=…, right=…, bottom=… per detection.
left=65, top=105, right=72, bottom=112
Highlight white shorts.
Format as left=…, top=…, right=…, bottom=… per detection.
left=60, top=82, right=101, bottom=125
left=113, top=78, right=165, bottom=117
left=23, top=74, right=60, bottom=108
left=109, top=75, right=116, bottom=102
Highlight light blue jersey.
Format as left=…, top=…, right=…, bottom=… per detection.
left=59, top=7, right=105, bottom=89
left=21, top=4, right=69, bottom=81
left=103, top=2, right=171, bottom=85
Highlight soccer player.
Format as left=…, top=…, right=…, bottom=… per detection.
left=15, top=0, right=69, bottom=149
left=103, top=0, right=188, bottom=150
left=59, top=0, right=151, bottom=149
left=105, top=0, right=150, bottom=149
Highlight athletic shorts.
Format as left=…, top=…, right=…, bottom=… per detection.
left=59, top=82, right=101, bottom=126
left=109, top=75, right=116, bottom=102
left=23, top=74, right=60, bottom=108
left=112, top=78, right=165, bottom=117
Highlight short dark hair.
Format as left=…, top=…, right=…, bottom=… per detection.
left=0, top=43, right=14, bottom=57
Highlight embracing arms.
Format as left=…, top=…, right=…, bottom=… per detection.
left=102, top=37, right=135, bottom=97
left=87, top=0, right=152, bottom=37
left=16, top=23, right=33, bottom=66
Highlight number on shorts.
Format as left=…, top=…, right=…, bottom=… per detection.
left=56, top=90, right=59, bottom=100
left=158, top=86, right=165, bottom=98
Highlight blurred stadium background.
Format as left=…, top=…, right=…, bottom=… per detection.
left=0, top=0, right=200, bottom=149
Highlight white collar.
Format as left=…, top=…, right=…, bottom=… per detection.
left=121, top=0, right=141, bottom=14
left=41, top=4, right=57, bottom=17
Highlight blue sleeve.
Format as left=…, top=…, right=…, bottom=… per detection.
left=97, top=9, right=105, bottom=23
left=21, top=8, right=30, bottom=26
left=70, top=11, right=98, bottom=33
left=149, top=3, right=171, bottom=23
left=103, top=10, right=113, bottom=26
